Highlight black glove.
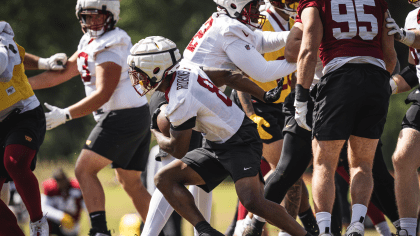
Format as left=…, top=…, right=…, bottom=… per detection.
left=263, top=78, right=284, bottom=103
left=150, top=107, right=161, bottom=130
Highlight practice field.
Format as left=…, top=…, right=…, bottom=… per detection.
left=24, top=161, right=391, bottom=236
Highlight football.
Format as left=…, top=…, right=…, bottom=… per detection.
left=157, top=104, right=170, bottom=137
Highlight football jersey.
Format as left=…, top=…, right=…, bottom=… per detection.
left=164, top=60, right=245, bottom=143
left=77, top=28, right=147, bottom=121
left=42, top=178, right=84, bottom=235
left=249, top=6, right=295, bottom=103
left=405, top=8, right=420, bottom=84
left=297, top=0, right=388, bottom=69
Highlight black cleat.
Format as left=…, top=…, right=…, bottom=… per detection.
left=89, top=228, right=112, bottom=236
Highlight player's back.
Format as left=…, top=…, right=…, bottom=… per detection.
left=298, top=0, right=388, bottom=67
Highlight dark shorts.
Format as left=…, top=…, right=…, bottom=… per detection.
left=282, top=90, right=313, bottom=140
left=312, top=64, right=391, bottom=141
left=83, top=105, right=151, bottom=171
left=181, top=116, right=264, bottom=193
left=231, top=90, right=285, bottom=144
left=0, top=105, right=46, bottom=180
left=402, top=91, right=420, bottom=132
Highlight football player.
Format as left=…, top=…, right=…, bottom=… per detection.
left=295, top=0, right=397, bottom=235
left=28, top=1, right=152, bottom=235
left=41, top=169, right=84, bottom=236
left=128, top=36, right=313, bottom=236
left=0, top=21, right=69, bottom=236
left=385, top=2, right=420, bottom=236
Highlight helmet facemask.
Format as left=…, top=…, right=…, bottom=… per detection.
left=238, top=1, right=266, bottom=30
left=78, top=9, right=114, bottom=38
left=409, top=0, right=420, bottom=7
left=270, top=0, right=299, bottom=17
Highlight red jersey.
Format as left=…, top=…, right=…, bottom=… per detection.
left=296, top=0, right=388, bottom=66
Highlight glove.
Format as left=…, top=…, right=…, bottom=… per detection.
left=38, top=53, right=68, bottom=70
left=294, top=100, right=311, bottom=131
left=263, top=78, right=284, bottom=103
left=61, top=213, right=75, bottom=230
left=150, top=107, right=161, bottom=130
left=386, top=17, right=415, bottom=46
left=249, top=114, right=273, bottom=140
left=44, top=103, right=72, bottom=130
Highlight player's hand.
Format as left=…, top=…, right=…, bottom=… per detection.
left=385, top=17, right=403, bottom=40
left=294, top=100, right=311, bottom=131
left=150, top=107, right=161, bottom=130
left=44, top=103, right=72, bottom=130
left=61, top=213, right=75, bottom=230
left=38, top=53, right=68, bottom=70
left=263, top=78, right=284, bottom=103
left=249, top=114, right=273, bottom=140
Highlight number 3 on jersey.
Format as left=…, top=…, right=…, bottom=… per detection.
left=186, top=17, right=214, bottom=52
left=331, top=0, right=378, bottom=40
left=77, top=52, right=91, bottom=82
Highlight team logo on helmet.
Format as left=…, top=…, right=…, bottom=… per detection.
left=127, top=36, right=182, bottom=96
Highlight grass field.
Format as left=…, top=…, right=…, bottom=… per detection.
left=24, top=161, right=393, bottom=236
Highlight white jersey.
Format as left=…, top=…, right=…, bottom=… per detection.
left=165, top=61, right=245, bottom=143
left=182, top=12, right=296, bottom=83
left=405, top=8, right=420, bottom=84
left=77, top=28, right=148, bottom=121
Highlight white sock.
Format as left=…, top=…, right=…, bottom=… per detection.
left=254, top=215, right=267, bottom=223
left=316, top=212, right=331, bottom=234
left=400, top=218, right=417, bottom=236
left=190, top=185, right=212, bottom=236
left=351, top=204, right=368, bottom=224
left=278, top=231, right=291, bottom=236
left=244, top=215, right=252, bottom=224
left=375, top=221, right=391, bottom=236
left=141, top=189, right=174, bottom=236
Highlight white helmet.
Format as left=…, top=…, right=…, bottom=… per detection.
left=127, top=36, right=182, bottom=96
left=214, top=0, right=266, bottom=29
left=75, top=0, right=120, bottom=37
left=409, top=0, right=420, bottom=7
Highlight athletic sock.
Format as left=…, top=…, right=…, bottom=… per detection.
left=351, top=204, right=367, bottom=224
left=299, top=208, right=320, bottom=235
left=278, top=231, right=291, bottom=236
left=254, top=215, right=267, bottom=223
left=90, top=211, right=108, bottom=231
left=4, top=144, right=42, bottom=222
left=374, top=221, right=391, bottom=236
left=316, top=212, right=331, bottom=234
left=400, top=218, right=417, bottom=236
left=195, top=221, right=224, bottom=236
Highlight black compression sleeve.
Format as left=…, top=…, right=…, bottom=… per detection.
left=400, top=64, right=419, bottom=89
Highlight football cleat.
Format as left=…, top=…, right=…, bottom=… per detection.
left=345, top=222, right=365, bottom=236
left=88, top=228, right=112, bottom=236
left=242, top=224, right=264, bottom=236
left=30, top=216, right=49, bottom=236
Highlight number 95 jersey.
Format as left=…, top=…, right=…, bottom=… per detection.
left=77, top=28, right=147, bottom=121
left=297, top=0, right=388, bottom=67
left=164, top=60, right=245, bottom=144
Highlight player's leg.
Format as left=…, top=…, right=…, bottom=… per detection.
left=392, top=128, right=420, bottom=236
left=0, top=177, right=25, bottom=236
left=298, top=182, right=320, bottom=236
left=115, top=168, right=151, bottom=221
left=74, top=149, right=111, bottom=233
left=346, top=136, right=378, bottom=235
left=189, top=185, right=213, bottom=236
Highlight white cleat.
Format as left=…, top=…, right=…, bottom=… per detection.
left=30, top=216, right=49, bottom=236
left=345, top=222, right=365, bottom=236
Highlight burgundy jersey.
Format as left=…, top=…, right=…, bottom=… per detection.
left=296, top=0, right=388, bottom=66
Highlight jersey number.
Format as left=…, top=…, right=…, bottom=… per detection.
left=77, top=52, right=91, bottom=82
left=186, top=17, right=214, bottom=52
left=197, top=75, right=232, bottom=107
left=331, top=0, right=378, bottom=40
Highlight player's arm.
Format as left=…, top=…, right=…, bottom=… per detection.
left=225, top=40, right=296, bottom=83
left=284, top=22, right=303, bottom=63
left=382, top=11, right=397, bottom=75
left=254, top=30, right=290, bottom=53
left=24, top=52, right=67, bottom=70
left=152, top=127, right=192, bottom=159
left=391, top=51, right=418, bottom=94
left=28, top=51, right=79, bottom=90
left=386, top=14, right=420, bottom=49
left=67, top=61, right=121, bottom=119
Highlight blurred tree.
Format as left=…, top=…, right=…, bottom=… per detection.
left=1, top=0, right=417, bottom=168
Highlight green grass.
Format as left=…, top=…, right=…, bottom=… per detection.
left=28, top=161, right=393, bottom=236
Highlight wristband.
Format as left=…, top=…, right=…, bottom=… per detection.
left=38, top=58, right=49, bottom=70
left=401, top=29, right=416, bottom=47
left=295, top=84, right=309, bottom=102
left=400, top=65, right=419, bottom=89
